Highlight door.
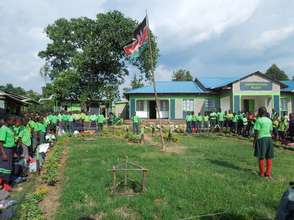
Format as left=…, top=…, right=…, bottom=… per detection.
left=149, top=101, right=157, bottom=119
left=243, top=99, right=249, bottom=113
left=248, top=100, right=255, bottom=113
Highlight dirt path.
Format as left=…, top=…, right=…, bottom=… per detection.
left=39, top=146, right=69, bottom=220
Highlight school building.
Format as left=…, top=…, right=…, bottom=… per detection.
left=125, top=71, right=294, bottom=119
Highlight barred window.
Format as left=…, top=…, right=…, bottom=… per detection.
left=281, top=98, right=288, bottom=112
left=205, top=99, right=216, bottom=111
left=183, top=99, right=194, bottom=111
left=160, top=100, right=169, bottom=111
left=136, top=100, right=144, bottom=111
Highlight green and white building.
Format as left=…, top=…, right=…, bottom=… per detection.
left=125, top=71, right=294, bottom=119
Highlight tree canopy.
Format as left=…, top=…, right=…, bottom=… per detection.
left=172, top=69, right=193, bottom=81
left=39, top=10, right=159, bottom=103
left=265, top=64, right=289, bottom=81
left=130, top=75, right=144, bottom=89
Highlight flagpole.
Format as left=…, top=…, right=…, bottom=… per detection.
left=146, top=11, right=165, bottom=151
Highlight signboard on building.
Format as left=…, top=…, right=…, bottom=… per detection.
left=240, top=82, right=272, bottom=91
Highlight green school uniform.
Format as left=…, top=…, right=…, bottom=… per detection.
left=192, top=115, right=197, bottom=122
left=210, top=112, right=217, bottom=120
left=185, top=115, right=193, bottom=122
left=19, top=125, right=32, bottom=147
left=35, top=122, right=46, bottom=133
left=197, top=115, right=203, bottom=122
left=203, top=116, right=209, bottom=122
left=227, top=113, right=233, bottom=121
left=254, top=117, right=273, bottom=159
left=90, top=115, right=97, bottom=122
left=97, top=114, right=105, bottom=123
left=0, top=125, right=16, bottom=148
left=84, top=115, right=91, bottom=122
left=51, top=115, right=58, bottom=124
left=278, top=119, right=288, bottom=132
left=132, top=115, right=140, bottom=124
left=80, top=113, right=86, bottom=121
left=68, top=115, right=74, bottom=122
left=232, top=115, right=238, bottom=123
left=218, top=112, right=225, bottom=122
left=254, top=117, right=273, bottom=139
left=28, top=120, right=36, bottom=131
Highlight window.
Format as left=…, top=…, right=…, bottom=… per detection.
left=281, top=98, right=288, bottom=112
left=183, top=99, right=194, bottom=111
left=205, top=98, right=216, bottom=112
left=160, top=100, right=169, bottom=111
left=0, top=100, right=4, bottom=109
left=136, top=100, right=144, bottom=111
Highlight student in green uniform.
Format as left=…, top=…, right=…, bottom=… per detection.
left=89, top=114, right=97, bottom=131
left=278, top=116, right=288, bottom=143
left=18, top=118, right=32, bottom=162
left=132, top=112, right=141, bottom=134
left=84, top=113, right=91, bottom=131
left=197, top=113, right=203, bottom=133
left=203, top=112, right=209, bottom=131
left=217, top=110, right=225, bottom=130
left=253, top=107, right=273, bottom=178
left=34, top=116, right=46, bottom=146
left=209, top=111, right=217, bottom=131
left=28, top=116, right=38, bottom=151
left=185, top=112, right=193, bottom=134
left=272, top=115, right=279, bottom=140
left=192, top=112, right=197, bottom=133
left=226, top=110, right=233, bottom=131
left=232, top=113, right=238, bottom=134
left=0, top=115, right=15, bottom=191
left=68, top=112, right=74, bottom=134
left=97, top=113, right=105, bottom=132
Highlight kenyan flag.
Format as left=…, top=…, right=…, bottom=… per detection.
left=124, top=17, right=149, bottom=59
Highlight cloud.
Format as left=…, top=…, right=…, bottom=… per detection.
left=250, top=25, right=294, bottom=49
left=1, top=0, right=294, bottom=93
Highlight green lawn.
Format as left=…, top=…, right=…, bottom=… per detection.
left=55, top=134, right=294, bottom=220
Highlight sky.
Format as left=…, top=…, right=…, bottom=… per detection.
left=0, top=0, right=294, bottom=93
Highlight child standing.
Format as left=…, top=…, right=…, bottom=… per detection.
left=253, top=107, right=274, bottom=178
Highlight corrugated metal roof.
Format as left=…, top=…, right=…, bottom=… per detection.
left=126, top=81, right=205, bottom=94
left=281, top=80, right=294, bottom=92
left=198, top=76, right=240, bottom=89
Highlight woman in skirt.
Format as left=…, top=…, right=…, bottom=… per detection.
left=253, top=107, right=274, bottom=178
left=0, top=115, right=15, bottom=191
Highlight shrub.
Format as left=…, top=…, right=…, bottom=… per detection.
left=41, top=144, right=63, bottom=186
left=19, top=186, right=48, bottom=220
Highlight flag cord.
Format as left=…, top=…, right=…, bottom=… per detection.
left=146, top=11, right=165, bottom=151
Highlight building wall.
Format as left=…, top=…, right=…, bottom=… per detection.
left=233, top=75, right=280, bottom=95
left=220, top=94, right=231, bottom=112
left=129, top=94, right=220, bottom=119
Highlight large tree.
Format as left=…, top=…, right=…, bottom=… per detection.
left=265, top=64, right=289, bottom=81
left=39, top=11, right=159, bottom=104
left=172, top=69, right=193, bottom=81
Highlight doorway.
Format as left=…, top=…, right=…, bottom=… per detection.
left=243, top=99, right=255, bottom=113
left=149, top=101, right=157, bottom=119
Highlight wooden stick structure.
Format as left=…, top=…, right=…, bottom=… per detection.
left=110, top=158, right=148, bottom=195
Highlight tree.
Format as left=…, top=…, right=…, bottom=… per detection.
left=265, top=64, right=289, bottom=81
left=130, top=75, right=144, bottom=89
left=39, top=11, right=159, bottom=104
left=172, top=69, right=193, bottom=81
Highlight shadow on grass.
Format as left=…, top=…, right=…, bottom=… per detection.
left=197, top=210, right=273, bottom=220
left=208, top=159, right=256, bottom=174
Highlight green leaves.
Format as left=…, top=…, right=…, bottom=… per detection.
left=39, top=10, right=159, bottom=102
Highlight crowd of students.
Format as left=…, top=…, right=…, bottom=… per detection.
left=185, top=109, right=294, bottom=142
left=0, top=111, right=111, bottom=192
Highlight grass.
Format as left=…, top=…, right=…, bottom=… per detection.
left=54, top=133, right=294, bottom=220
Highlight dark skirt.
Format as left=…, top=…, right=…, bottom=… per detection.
left=0, top=148, right=13, bottom=182
left=254, top=137, right=274, bottom=159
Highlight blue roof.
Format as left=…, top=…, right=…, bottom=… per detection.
left=198, top=76, right=241, bottom=89
left=126, top=81, right=205, bottom=94
left=281, top=80, right=294, bottom=92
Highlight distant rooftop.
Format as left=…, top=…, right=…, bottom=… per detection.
left=125, top=81, right=206, bottom=94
